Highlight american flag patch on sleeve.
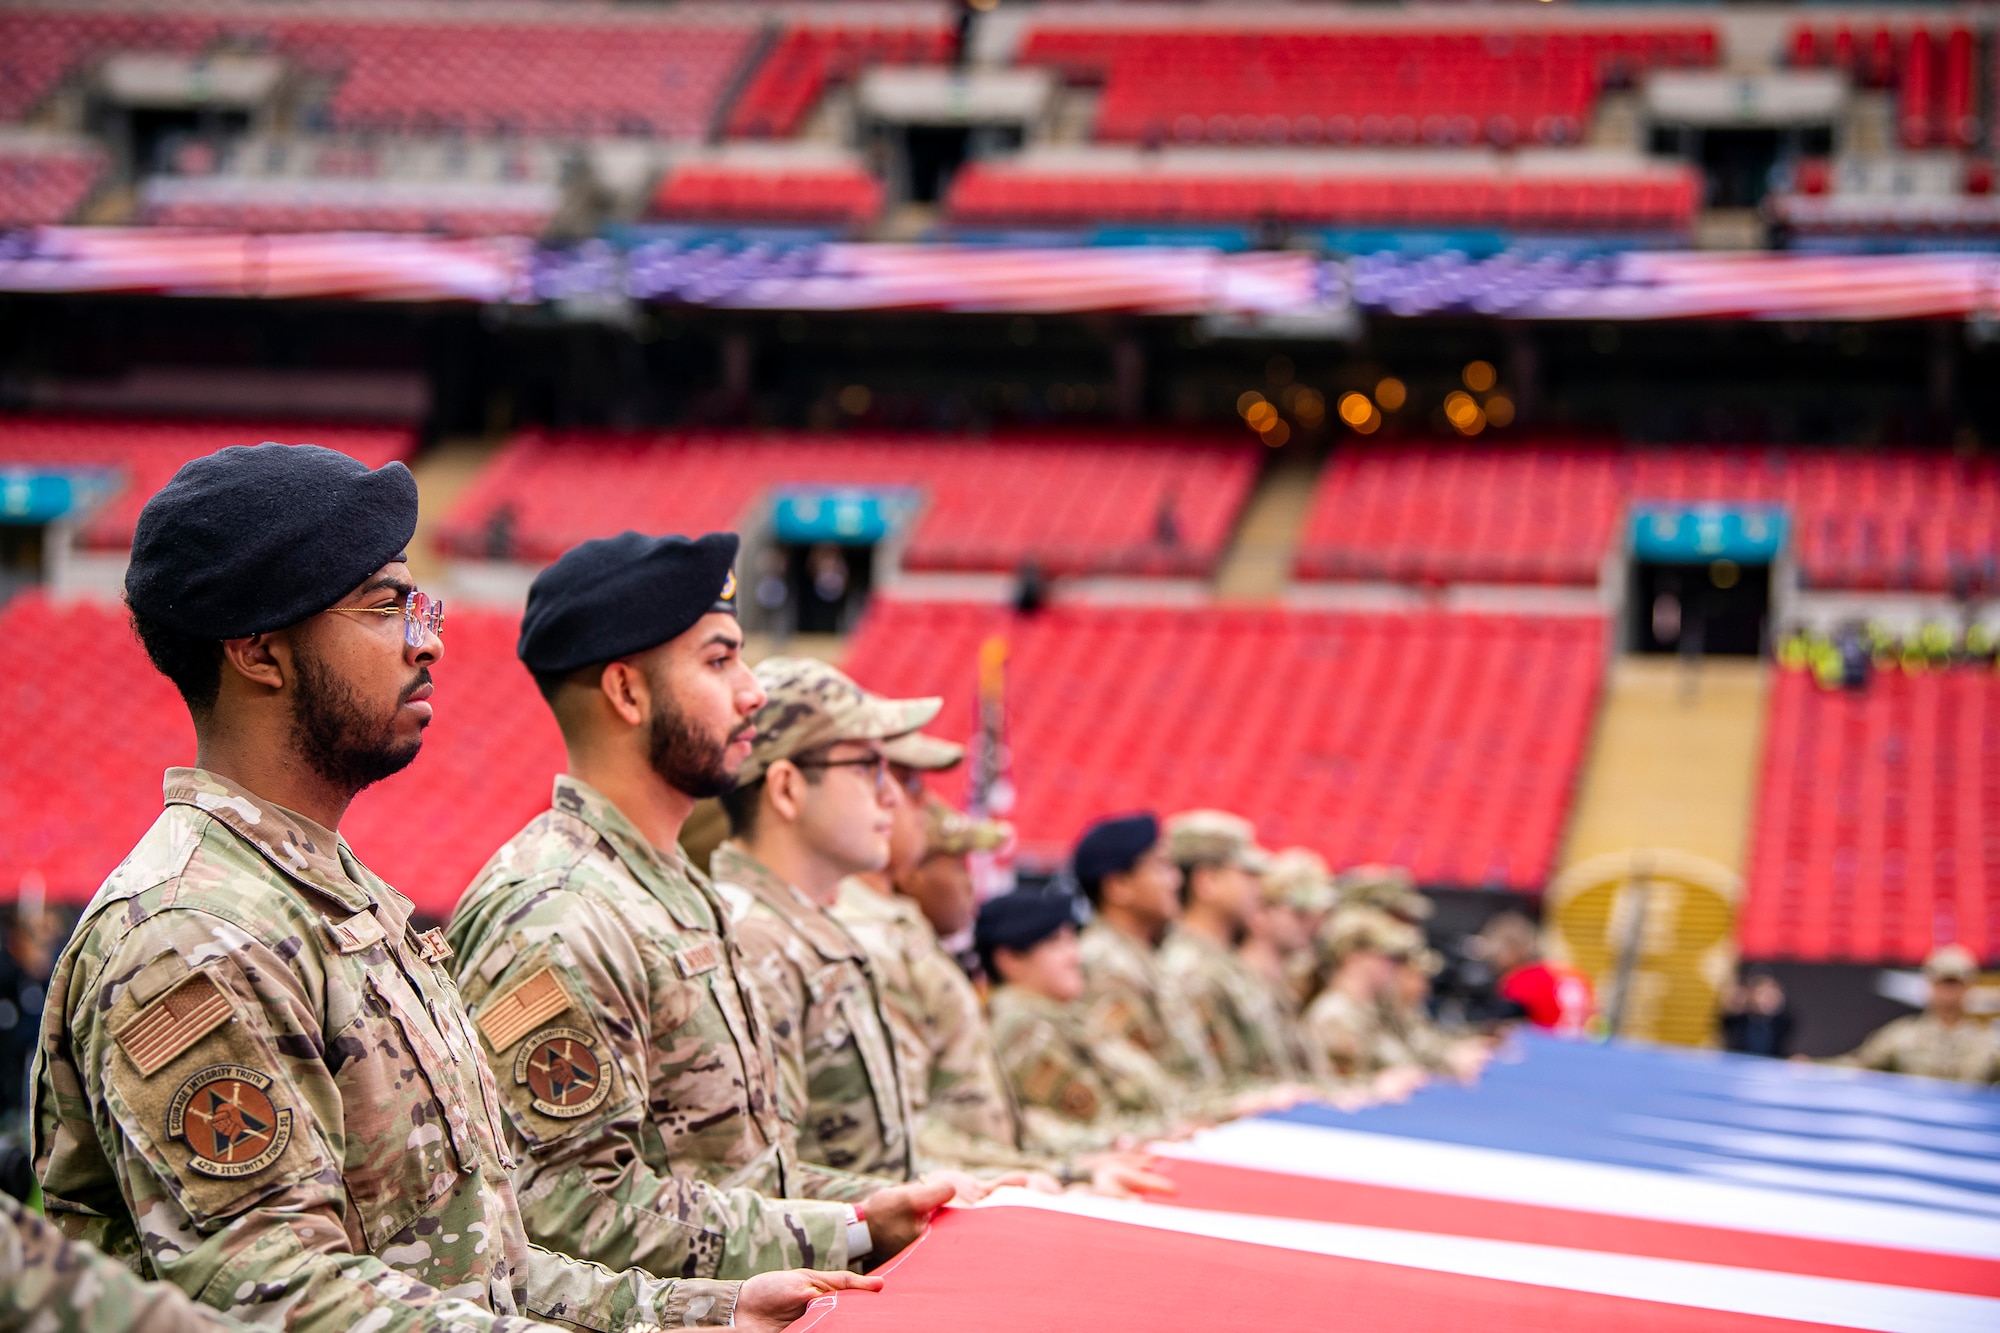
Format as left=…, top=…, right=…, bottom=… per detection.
left=114, top=972, right=235, bottom=1077
left=476, top=966, right=572, bottom=1051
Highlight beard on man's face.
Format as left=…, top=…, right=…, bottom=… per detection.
left=292, top=645, right=428, bottom=795
left=644, top=670, right=742, bottom=799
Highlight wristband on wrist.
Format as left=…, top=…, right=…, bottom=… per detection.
left=845, top=1204, right=873, bottom=1260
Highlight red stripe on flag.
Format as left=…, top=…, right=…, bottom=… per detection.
left=1156, top=1158, right=2000, bottom=1298
left=794, top=1205, right=1863, bottom=1333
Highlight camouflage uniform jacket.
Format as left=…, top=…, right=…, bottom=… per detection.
left=1157, top=928, right=1314, bottom=1088
left=1382, top=999, right=1458, bottom=1076
left=33, top=768, right=735, bottom=1333
left=1077, top=921, right=1223, bottom=1090
left=445, top=777, right=859, bottom=1281
left=1306, top=987, right=1419, bottom=1081
left=1840, top=1014, right=2000, bottom=1084
left=711, top=845, right=913, bottom=1181
left=0, top=1190, right=241, bottom=1333
left=832, top=879, right=1041, bottom=1175
left=987, top=986, right=1181, bottom=1151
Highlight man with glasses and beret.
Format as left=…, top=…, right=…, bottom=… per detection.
left=712, top=660, right=943, bottom=1183
left=35, top=450, right=867, bottom=1333
left=447, top=532, right=958, bottom=1283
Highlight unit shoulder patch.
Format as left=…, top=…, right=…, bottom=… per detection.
left=168, top=1064, right=294, bottom=1179
left=476, top=965, right=571, bottom=1051
left=512, top=1026, right=611, bottom=1119
left=114, top=971, right=234, bottom=1078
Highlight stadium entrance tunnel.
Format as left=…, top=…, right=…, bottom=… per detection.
left=0, top=467, right=116, bottom=606
left=1626, top=504, right=1785, bottom=658
left=748, top=487, right=916, bottom=636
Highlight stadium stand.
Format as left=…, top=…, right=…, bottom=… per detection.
left=843, top=600, right=1605, bottom=888
left=0, top=5, right=758, bottom=139
left=650, top=158, right=885, bottom=230
left=1018, top=25, right=1718, bottom=147
left=1787, top=21, right=1981, bottom=149
left=0, top=592, right=560, bottom=917
left=436, top=430, right=1258, bottom=578
left=0, top=133, right=106, bottom=227
left=726, top=22, right=956, bottom=141
left=138, top=177, right=560, bottom=236
left=1770, top=153, right=1999, bottom=241
left=946, top=150, right=1700, bottom=234
left=0, top=417, right=413, bottom=548
left=1743, top=661, right=2000, bottom=966
left=1296, top=445, right=2000, bottom=593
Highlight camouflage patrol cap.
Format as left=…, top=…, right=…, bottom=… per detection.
left=1164, top=810, right=1271, bottom=873
left=737, top=658, right=940, bottom=786
left=1321, top=906, right=1423, bottom=964
left=1333, top=863, right=1432, bottom=922
left=1264, top=848, right=1337, bottom=911
left=924, top=796, right=1011, bottom=858
left=1924, top=943, right=1980, bottom=981
left=884, top=731, right=965, bottom=772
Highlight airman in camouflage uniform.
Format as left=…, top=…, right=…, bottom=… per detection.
left=1840, top=945, right=2000, bottom=1084
left=35, top=454, right=866, bottom=1333
left=0, top=1189, right=241, bottom=1333
left=714, top=659, right=934, bottom=1181
left=978, top=892, right=1184, bottom=1150
left=448, top=531, right=952, bottom=1282
left=1158, top=812, right=1319, bottom=1089
left=1072, top=815, right=1223, bottom=1090
left=1306, top=907, right=1425, bottom=1081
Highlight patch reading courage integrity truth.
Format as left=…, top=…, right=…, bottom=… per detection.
left=169, top=1064, right=293, bottom=1178
left=514, top=1026, right=611, bottom=1118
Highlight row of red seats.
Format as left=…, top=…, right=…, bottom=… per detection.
left=140, top=198, right=550, bottom=237
left=0, top=417, right=412, bottom=548
left=1789, top=24, right=1979, bottom=149
left=0, top=593, right=561, bottom=917
left=0, top=148, right=103, bottom=226
left=0, top=10, right=755, bottom=139
left=1021, top=27, right=1716, bottom=147
left=1297, top=445, right=2000, bottom=593
left=1742, top=664, right=2000, bottom=966
left=650, top=165, right=885, bottom=228
left=843, top=601, right=1605, bottom=889
left=727, top=26, right=954, bottom=141
left=437, top=429, right=1258, bottom=579
left=946, top=166, right=1700, bottom=231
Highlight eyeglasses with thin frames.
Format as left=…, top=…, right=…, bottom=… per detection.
left=791, top=753, right=893, bottom=798
left=328, top=589, right=444, bottom=649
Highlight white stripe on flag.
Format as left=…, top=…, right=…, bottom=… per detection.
left=1156, top=1120, right=2000, bottom=1260
left=976, top=1189, right=2000, bottom=1333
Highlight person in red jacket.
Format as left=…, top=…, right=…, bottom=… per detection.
left=1480, top=911, right=1594, bottom=1035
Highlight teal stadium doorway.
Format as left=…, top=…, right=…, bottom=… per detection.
left=755, top=487, right=917, bottom=636
left=1627, top=504, right=1785, bottom=658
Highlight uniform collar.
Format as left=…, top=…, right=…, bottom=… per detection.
left=550, top=774, right=713, bottom=924
left=836, top=875, right=932, bottom=936
left=991, top=983, right=1069, bottom=1022
left=713, top=842, right=867, bottom=963
left=163, top=766, right=377, bottom=914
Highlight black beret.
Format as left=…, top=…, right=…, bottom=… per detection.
left=1072, top=813, right=1160, bottom=884
left=519, top=531, right=739, bottom=674
left=975, top=888, right=1082, bottom=961
left=125, top=443, right=417, bottom=638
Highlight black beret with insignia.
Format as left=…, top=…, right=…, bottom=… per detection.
left=125, top=443, right=418, bottom=638
left=975, top=887, right=1082, bottom=975
left=518, top=531, right=739, bottom=675
left=1072, top=812, right=1161, bottom=886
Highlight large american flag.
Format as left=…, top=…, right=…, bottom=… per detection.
left=794, top=1035, right=1998, bottom=1333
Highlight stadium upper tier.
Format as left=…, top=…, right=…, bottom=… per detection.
left=0, top=417, right=413, bottom=548
left=0, top=134, right=105, bottom=227
left=0, top=4, right=763, bottom=138
left=1017, top=23, right=1717, bottom=147
left=0, top=592, right=561, bottom=917
left=845, top=601, right=1604, bottom=889
left=1744, top=661, right=1999, bottom=967
left=727, top=23, right=956, bottom=140
left=437, top=431, right=1259, bottom=579
left=1297, top=445, right=2000, bottom=593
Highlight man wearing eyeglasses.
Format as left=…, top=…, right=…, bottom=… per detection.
left=447, top=533, right=961, bottom=1283
left=712, top=660, right=934, bottom=1182
left=34, top=448, right=869, bottom=1333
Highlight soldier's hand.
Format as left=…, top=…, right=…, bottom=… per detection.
left=859, top=1177, right=957, bottom=1260
left=1084, top=1156, right=1177, bottom=1199
left=918, top=1167, right=992, bottom=1203
left=1370, top=1065, right=1428, bottom=1102
left=730, top=1268, right=884, bottom=1332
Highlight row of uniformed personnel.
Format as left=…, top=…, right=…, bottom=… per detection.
left=11, top=443, right=1479, bottom=1333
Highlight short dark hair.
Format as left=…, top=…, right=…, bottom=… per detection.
left=718, top=777, right=763, bottom=838
left=1174, top=858, right=1223, bottom=908
left=1078, top=873, right=1106, bottom=909
left=129, top=605, right=225, bottom=713
left=532, top=660, right=604, bottom=704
